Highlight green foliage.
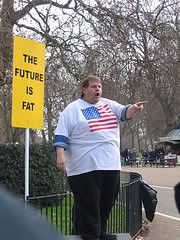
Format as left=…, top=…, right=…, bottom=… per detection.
left=0, top=142, right=66, bottom=197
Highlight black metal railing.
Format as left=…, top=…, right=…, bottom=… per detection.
left=28, top=171, right=142, bottom=238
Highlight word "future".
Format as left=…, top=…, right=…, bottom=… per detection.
left=14, top=68, right=44, bottom=82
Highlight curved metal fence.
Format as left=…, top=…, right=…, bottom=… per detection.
left=28, top=171, right=142, bottom=238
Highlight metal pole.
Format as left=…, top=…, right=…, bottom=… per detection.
left=25, top=128, right=30, bottom=204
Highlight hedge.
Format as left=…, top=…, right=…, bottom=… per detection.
left=0, top=142, right=67, bottom=197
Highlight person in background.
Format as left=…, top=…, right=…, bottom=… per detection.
left=141, top=149, right=149, bottom=166
left=148, top=149, right=158, bottom=166
left=121, top=148, right=129, bottom=165
left=157, top=148, right=165, bottom=166
left=129, top=149, right=137, bottom=166
left=53, top=75, right=146, bottom=240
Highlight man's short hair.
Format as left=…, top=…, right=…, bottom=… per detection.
left=82, top=75, right=101, bottom=89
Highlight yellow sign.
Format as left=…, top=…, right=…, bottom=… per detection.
left=12, top=36, right=45, bottom=129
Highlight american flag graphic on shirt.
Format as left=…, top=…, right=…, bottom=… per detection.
left=81, top=104, right=118, bottom=132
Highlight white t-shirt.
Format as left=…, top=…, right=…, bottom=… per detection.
left=54, top=98, right=129, bottom=176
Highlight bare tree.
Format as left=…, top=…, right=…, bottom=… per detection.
left=0, top=0, right=179, bottom=148
left=0, top=0, right=86, bottom=143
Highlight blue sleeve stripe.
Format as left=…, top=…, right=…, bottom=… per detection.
left=53, top=135, right=69, bottom=150
left=54, top=135, right=69, bottom=144
left=52, top=142, right=68, bottom=150
left=120, top=105, right=131, bottom=122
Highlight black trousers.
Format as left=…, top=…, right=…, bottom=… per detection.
left=68, top=170, right=120, bottom=239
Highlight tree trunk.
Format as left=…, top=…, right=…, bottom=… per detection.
left=0, top=0, right=14, bottom=85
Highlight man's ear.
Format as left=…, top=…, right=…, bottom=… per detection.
left=82, top=87, right=86, bottom=95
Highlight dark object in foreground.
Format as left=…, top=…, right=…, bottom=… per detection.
left=140, top=180, right=158, bottom=222
left=174, top=182, right=180, bottom=213
left=0, top=186, right=63, bottom=240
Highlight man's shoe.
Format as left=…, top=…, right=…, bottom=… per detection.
left=82, top=238, right=99, bottom=240
left=81, top=235, right=99, bottom=240
left=99, top=234, right=117, bottom=240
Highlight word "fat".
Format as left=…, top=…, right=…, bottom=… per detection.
left=22, top=101, right=35, bottom=111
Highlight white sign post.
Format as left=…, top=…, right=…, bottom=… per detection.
left=25, top=128, right=30, bottom=203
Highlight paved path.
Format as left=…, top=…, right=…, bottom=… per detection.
left=144, top=214, right=180, bottom=240
left=122, top=165, right=180, bottom=187
left=122, top=166, right=180, bottom=240
left=153, top=185, right=179, bottom=218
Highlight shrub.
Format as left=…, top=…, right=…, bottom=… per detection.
left=0, top=142, right=67, bottom=197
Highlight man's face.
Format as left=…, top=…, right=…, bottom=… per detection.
left=82, top=80, right=102, bottom=104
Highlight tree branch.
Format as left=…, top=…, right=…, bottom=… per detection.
left=15, top=0, right=73, bottom=21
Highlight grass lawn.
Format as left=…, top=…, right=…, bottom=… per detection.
left=40, top=195, right=126, bottom=235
